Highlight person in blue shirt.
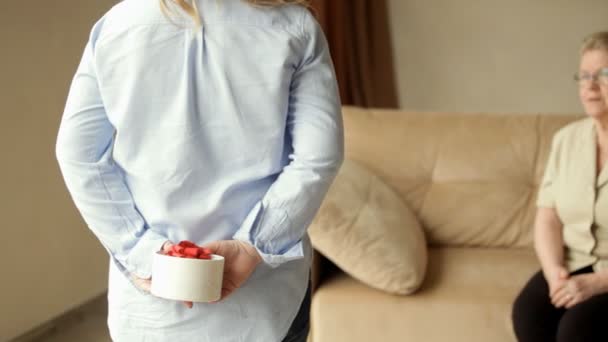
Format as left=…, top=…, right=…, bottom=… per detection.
left=55, top=0, right=344, bottom=341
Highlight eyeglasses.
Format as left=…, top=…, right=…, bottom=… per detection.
left=574, top=68, right=608, bottom=86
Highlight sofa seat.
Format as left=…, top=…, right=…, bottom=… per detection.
left=311, top=247, right=539, bottom=342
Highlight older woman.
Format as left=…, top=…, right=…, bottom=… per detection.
left=512, top=31, right=608, bottom=342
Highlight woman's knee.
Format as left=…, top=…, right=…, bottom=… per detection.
left=557, top=297, right=608, bottom=342
left=557, top=309, right=589, bottom=342
left=512, top=271, right=557, bottom=341
left=512, top=289, right=543, bottom=339
left=511, top=289, right=530, bottom=329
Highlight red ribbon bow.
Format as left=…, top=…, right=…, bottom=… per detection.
left=165, top=240, right=212, bottom=259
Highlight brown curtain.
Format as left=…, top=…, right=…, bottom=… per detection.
left=309, top=0, right=399, bottom=108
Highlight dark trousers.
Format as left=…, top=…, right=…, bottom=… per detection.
left=281, top=284, right=311, bottom=342
left=512, top=266, right=608, bottom=342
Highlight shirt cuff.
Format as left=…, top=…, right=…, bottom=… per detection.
left=238, top=237, right=304, bottom=268
left=124, top=229, right=169, bottom=279
left=233, top=202, right=304, bottom=268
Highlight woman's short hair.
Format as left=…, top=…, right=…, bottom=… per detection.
left=581, top=31, right=608, bottom=54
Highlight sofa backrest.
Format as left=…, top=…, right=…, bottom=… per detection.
left=342, top=106, right=580, bottom=249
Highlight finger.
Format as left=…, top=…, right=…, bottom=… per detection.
left=553, top=291, right=572, bottom=308
left=564, top=293, right=583, bottom=309
left=133, top=278, right=152, bottom=292
left=551, top=290, right=568, bottom=307
left=565, top=297, right=578, bottom=309
left=551, top=286, right=569, bottom=305
left=141, top=280, right=151, bottom=292
left=550, top=282, right=567, bottom=298
left=209, top=288, right=232, bottom=303
left=559, top=269, right=569, bottom=280
left=161, top=241, right=174, bottom=254
left=553, top=297, right=567, bottom=308
left=218, top=277, right=238, bottom=301
left=202, top=241, right=222, bottom=254
left=220, top=287, right=233, bottom=300
left=550, top=278, right=570, bottom=298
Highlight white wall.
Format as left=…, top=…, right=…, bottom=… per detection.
left=388, top=0, right=608, bottom=114
left=0, top=1, right=116, bottom=340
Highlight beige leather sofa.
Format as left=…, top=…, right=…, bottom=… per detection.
left=309, top=106, right=580, bottom=342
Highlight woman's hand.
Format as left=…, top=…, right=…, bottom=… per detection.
left=131, top=241, right=194, bottom=309
left=545, top=265, right=569, bottom=296
left=202, top=240, right=262, bottom=300
left=550, top=272, right=602, bottom=308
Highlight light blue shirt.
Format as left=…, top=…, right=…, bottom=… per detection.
left=55, top=0, right=343, bottom=340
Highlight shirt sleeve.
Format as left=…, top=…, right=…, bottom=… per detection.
left=55, top=17, right=168, bottom=284
left=537, top=133, right=562, bottom=208
left=233, top=11, right=345, bottom=268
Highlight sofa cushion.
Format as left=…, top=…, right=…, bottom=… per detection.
left=311, top=247, right=539, bottom=342
left=309, top=159, right=427, bottom=295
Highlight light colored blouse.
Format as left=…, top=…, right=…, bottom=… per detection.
left=537, top=118, right=608, bottom=272
left=55, top=0, right=344, bottom=340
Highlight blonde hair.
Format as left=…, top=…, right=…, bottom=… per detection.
left=160, top=0, right=310, bottom=26
left=581, top=31, right=608, bottom=55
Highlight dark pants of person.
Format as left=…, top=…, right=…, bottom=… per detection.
left=512, top=266, right=608, bottom=342
left=281, top=284, right=311, bottom=342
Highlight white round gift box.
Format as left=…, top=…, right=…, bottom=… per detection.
left=151, top=252, right=224, bottom=302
